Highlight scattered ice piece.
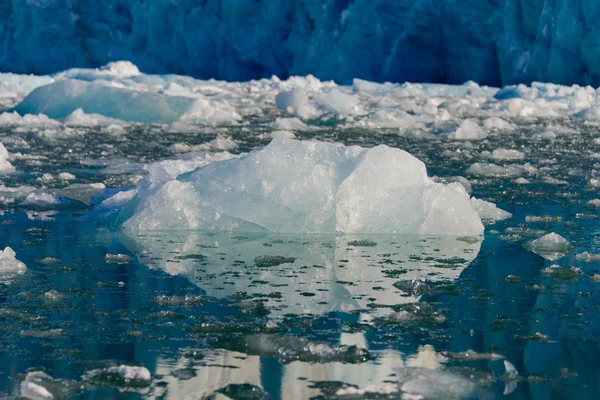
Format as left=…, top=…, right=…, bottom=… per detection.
left=215, top=384, right=270, bottom=400
left=542, top=265, right=582, bottom=280
left=275, top=88, right=314, bottom=118
left=21, top=371, right=60, bottom=400
left=0, top=246, right=27, bottom=284
left=396, top=366, right=478, bottom=399
left=20, top=193, right=60, bottom=207
left=470, top=197, right=512, bottom=223
left=525, top=215, right=562, bottom=223
left=271, top=117, right=309, bottom=131
left=467, top=162, right=536, bottom=178
left=503, top=360, right=519, bottom=395
left=268, top=130, right=296, bottom=139
left=443, top=350, right=504, bottom=361
left=483, top=117, right=514, bottom=131
left=0, top=143, right=15, bottom=173
left=320, top=88, right=359, bottom=115
left=527, top=233, right=572, bottom=261
left=576, top=252, right=600, bottom=262
left=57, top=172, right=75, bottom=181
left=335, top=383, right=399, bottom=396
left=83, top=365, right=151, bottom=387
left=43, top=290, right=64, bottom=302
left=514, top=177, right=530, bottom=184
left=213, top=334, right=369, bottom=364
left=449, top=119, right=487, bottom=140
left=490, top=148, right=525, bottom=160
left=105, top=253, right=132, bottom=264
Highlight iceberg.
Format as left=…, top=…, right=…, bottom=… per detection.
left=121, top=138, right=484, bottom=236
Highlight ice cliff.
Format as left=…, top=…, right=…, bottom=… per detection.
left=1, top=0, right=600, bottom=86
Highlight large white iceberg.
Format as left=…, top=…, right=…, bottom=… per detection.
left=121, top=138, right=485, bottom=235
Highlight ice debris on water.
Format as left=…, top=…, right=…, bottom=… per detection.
left=121, top=138, right=486, bottom=236
left=0, top=143, right=15, bottom=173
left=576, top=252, right=600, bottom=262
left=83, top=365, right=151, bottom=387
left=335, top=383, right=399, bottom=396
left=395, top=366, right=478, bottom=399
left=104, top=253, right=132, bottom=264
left=527, top=233, right=572, bottom=261
left=0, top=246, right=27, bottom=284
left=542, top=265, right=582, bottom=281
left=212, top=334, right=370, bottom=364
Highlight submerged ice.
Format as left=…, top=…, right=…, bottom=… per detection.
left=120, top=138, right=486, bottom=236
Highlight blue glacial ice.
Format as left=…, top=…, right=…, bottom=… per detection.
left=2, top=0, right=600, bottom=87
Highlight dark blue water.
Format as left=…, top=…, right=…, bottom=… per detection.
left=0, top=122, right=599, bottom=399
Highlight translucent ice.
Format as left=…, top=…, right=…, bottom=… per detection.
left=527, top=233, right=572, bottom=261
left=0, top=246, right=27, bottom=284
left=122, top=138, right=485, bottom=236
left=0, top=143, right=16, bottom=173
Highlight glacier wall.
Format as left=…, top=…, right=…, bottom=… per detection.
left=0, top=0, right=599, bottom=86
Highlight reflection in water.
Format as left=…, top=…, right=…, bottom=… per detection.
left=125, top=231, right=481, bottom=317
left=1, top=216, right=600, bottom=399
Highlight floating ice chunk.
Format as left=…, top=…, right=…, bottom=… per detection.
left=63, top=108, right=123, bottom=126
left=57, top=172, right=75, bottom=181
left=275, top=88, right=314, bottom=118
left=527, top=233, right=572, bottom=261
left=467, top=162, right=536, bottom=177
left=395, top=366, right=478, bottom=399
left=576, top=252, right=600, bottom=262
left=483, top=117, right=514, bottom=131
left=123, top=139, right=485, bottom=236
left=268, top=130, right=296, bottom=139
left=320, top=88, right=359, bottom=115
left=335, top=383, right=399, bottom=396
left=542, top=265, right=582, bottom=280
left=271, top=117, right=309, bottom=131
left=83, top=365, right=151, bottom=387
left=514, top=177, right=530, bottom=184
left=0, top=143, right=15, bottom=173
left=14, top=80, right=239, bottom=124
left=0, top=247, right=27, bottom=284
left=360, top=109, right=417, bottom=130
left=213, top=334, right=369, bottom=364
left=21, top=372, right=58, bottom=400
left=490, top=148, right=525, bottom=160
left=449, top=119, right=487, bottom=140
left=21, top=193, right=60, bottom=207
left=170, top=136, right=238, bottom=153
left=105, top=253, right=132, bottom=264
left=58, top=60, right=141, bottom=80
left=470, top=198, right=512, bottom=223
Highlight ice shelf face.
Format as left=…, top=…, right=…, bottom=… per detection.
left=122, top=138, right=485, bottom=236
left=1, top=0, right=600, bottom=87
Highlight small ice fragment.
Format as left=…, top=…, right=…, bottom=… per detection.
left=514, top=177, right=530, bottom=184
left=450, top=119, right=487, bottom=140
left=483, top=117, right=514, bottom=130
left=105, top=253, right=132, bottom=264
left=0, top=246, right=27, bottom=284
left=576, top=252, right=600, bottom=262
left=542, top=265, right=582, bottom=280
left=470, top=197, right=512, bottom=223
left=335, top=383, right=399, bottom=396
left=0, top=143, right=16, bottom=173
left=83, top=365, right=151, bottom=387
left=527, top=233, right=572, bottom=261
left=58, top=172, right=76, bottom=181
left=490, top=148, right=525, bottom=160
